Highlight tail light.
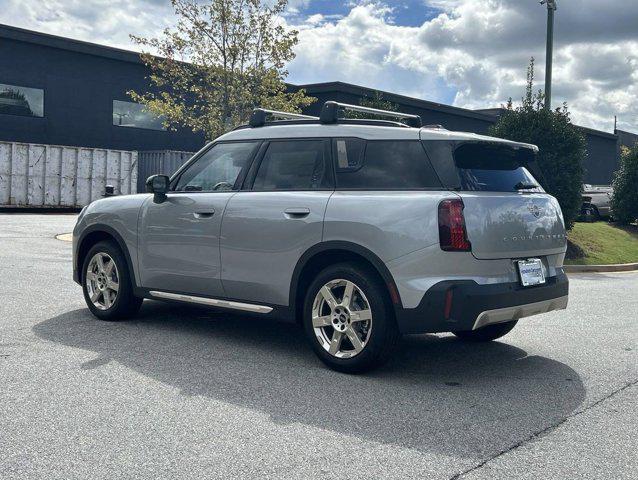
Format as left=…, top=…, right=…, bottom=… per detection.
left=438, top=199, right=471, bottom=252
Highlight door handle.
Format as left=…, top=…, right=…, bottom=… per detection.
left=284, top=208, right=310, bottom=218
left=193, top=210, right=215, bottom=219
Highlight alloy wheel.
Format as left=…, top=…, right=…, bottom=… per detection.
left=85, top=252, right=120, bottom=310
left=312, top=279, right=373, bottom=358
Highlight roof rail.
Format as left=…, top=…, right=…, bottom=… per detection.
left=320, top=101, right=423, bottom=128
left=249, top=108, right=318, bottom=127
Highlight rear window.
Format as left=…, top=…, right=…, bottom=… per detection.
left=423, top=141, right=543, bottom=192
left=334, top=139, right=442, bottom=190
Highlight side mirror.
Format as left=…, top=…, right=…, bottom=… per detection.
left=146, top=174, right=170, bottom=202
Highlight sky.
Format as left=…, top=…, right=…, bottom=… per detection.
left=1, top=0, right=637, bottom=133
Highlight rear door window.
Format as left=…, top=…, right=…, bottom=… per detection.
left=423, top=141, right=543, bottom=192
left=252, top=140, right=332, bottom=191
left=334, top=139, right=442, bottom=190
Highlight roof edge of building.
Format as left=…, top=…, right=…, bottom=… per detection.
left=294, top=81, right=497, bottom=123
left=0, top=23, right=143, bottom=64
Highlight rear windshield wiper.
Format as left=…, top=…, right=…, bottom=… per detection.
left=514, top=182, right=539, bottom=190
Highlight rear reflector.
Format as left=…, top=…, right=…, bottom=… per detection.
left=438, top=199, right=472, bottom=252
left=444, top=288, right=454, bottom=320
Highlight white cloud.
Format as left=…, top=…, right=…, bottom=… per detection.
left=1, top=0, right=637, bottom=132
left=287, top=1, right=638, bottom=133
left=0, top=0, right=173, bottom=51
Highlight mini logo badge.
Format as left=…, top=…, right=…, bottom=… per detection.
left=528, top=203, right=542, bottom=218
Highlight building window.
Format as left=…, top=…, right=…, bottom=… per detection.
left=112, top=100, right=166, bottom=131
left=0, top=83, right=44, bottom=117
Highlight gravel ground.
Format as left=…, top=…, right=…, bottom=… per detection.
left=0, top=214, right=636, bottom=479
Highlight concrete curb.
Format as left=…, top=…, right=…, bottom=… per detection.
left=564, top=262, right=638, bottom=273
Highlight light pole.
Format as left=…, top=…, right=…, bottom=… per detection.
left=541, top=0, right=557, bottom=110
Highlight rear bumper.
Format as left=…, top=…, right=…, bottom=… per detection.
left=394, top=272, right=569, bottom=334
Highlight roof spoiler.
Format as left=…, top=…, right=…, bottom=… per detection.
left=319, top=101, right=423, bottom=128
left=249, top=108, right=318, bottom=127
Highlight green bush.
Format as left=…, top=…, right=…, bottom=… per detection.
left=489, top=60, right=586, bottom=229
left=611, top=144, right=638, bottom=225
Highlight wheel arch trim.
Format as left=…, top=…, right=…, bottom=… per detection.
left=289, top=241, right=403, bottom=314
left=75, top=224, right=138, bottom=287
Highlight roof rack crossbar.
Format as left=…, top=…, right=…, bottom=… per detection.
left=249, top=108, right=318, bottom=127
left=320, top=101, right=423, bottom=128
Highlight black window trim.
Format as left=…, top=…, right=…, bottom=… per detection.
left=0, top=81, right=46, bottom=119
left=168, top=139, right=263, bottom=194
left=332, top=137, right=445, bottom=192
left=245, top=137, right=335, bottom=192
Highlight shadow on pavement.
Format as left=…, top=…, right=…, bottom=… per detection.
left=34, top=301, right=585, bottom=459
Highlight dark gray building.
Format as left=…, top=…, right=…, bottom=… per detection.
left=617, top=129, right=638, bottom=150
left=0, top=24, right=204, bottom=152
left=0, top=23, right=634, bottom=184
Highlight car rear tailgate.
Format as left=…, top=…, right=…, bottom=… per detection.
left=459, top=191, right=567, bottom=260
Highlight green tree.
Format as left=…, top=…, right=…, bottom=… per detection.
left=490, top=59, right=586, bottom=228
left=129, top=0, right=315, bottom=140
left=611, top=144, right=638, bottom=225
left=345, top=91, right=401, bottom=120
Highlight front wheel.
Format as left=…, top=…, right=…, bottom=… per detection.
left=302, top=263, right=399, bottom=373
left=453, top=320, right=518, bottom=342
left=82, top=240, right=142, bottom=321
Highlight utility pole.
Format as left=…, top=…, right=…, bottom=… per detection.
left=540, top=0, right=557, bottom=110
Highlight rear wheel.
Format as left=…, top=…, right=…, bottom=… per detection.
left=82, top=240, right=142, bottom=321
left=453, top=320, right=518, bottom=342
left=302, top=263, right=399, bottom=373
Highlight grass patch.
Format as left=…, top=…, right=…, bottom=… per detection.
left=566, top=222, right=638, bottom=265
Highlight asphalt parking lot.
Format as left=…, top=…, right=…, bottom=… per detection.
left=1, top=213, right=636, bottom=479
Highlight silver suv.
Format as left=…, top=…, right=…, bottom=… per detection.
left=73, top=102, right=569, bottom=373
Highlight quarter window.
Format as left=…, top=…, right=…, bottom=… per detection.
left=252, top=140, right=331, bottom=191
left=334, top=139, right=441, bottom=189
left=174, top=142, right=259, bottom=192
left=113, top=100, right=166, bottom=130
left=0, top=83, right=44, bottom=117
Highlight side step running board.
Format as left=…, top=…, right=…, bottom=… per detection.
left=149, top=291, right=273, bottom=314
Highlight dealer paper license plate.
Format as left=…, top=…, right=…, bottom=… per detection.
left=517, top=259, right=546, bottom=287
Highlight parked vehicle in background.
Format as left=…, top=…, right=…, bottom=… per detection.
left=580, top=195, right=596, bottom=222
left=582, top=184, right=613, bottom=220
left=72, top=102, right=569, bottom=373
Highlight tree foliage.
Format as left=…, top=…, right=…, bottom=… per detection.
left=345, top=91, right=401, bottom=121
left=611, top=144, right=638, bottom=225
left=129, top=0, right=315, bottom=140
left=489, top=59, right=586, bottom=229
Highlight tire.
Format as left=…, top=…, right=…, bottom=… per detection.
left=302, top=262, right=400, bottom=373
left=453, top=320, right=518, bottom=342
left=81, top=240, right=143, bottom=321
